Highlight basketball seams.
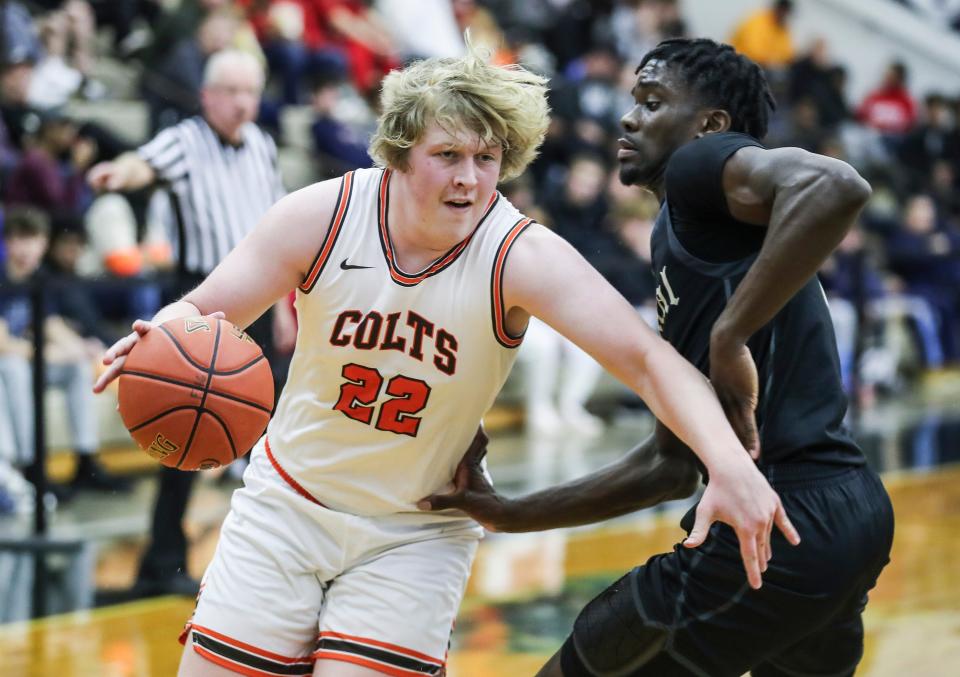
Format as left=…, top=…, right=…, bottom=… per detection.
left=214, top=353, right=267, bottom=376
left=157, top=322, right=265, bottom=375
left=199, top=408, right=239, bottom=460
left=120, top=318, right=273, bottom=470
left=123, top=370, right=273, bottom=414
left=158, top=324, right=210, bottom=371
left=121, top=369, right=205, bottom=393
left=128, top=405, right=201, bottom=433
left=176, top=321, right=222, bottom=469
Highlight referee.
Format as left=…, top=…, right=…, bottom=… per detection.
left=88, top=50, right=291, bottom=597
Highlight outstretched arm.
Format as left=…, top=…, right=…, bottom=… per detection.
left=87, top=152, right=156, bottom=192
left=708, top=147, right=872, bottom=454
left=499, top=227, right=799, bottom=588
left=420, top=422, right=700, bottom=532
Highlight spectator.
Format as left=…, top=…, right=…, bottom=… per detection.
left=135, top=0, right=224, bottom=67
left=28, top=10, right=83, bottom=108
left=1, top=39, right=132, bottom=164
left=542, top=0, right=615, bottom=72
left=318, top=0, right=399, bottom=98
left=611, top=0, right=686, bottom=66
left=4, top=113, right=95, bottom=219
left=0, top=51, right=42, bottom=151
left=44, top=225, right=120, bottom=347
left=0, top=2, right=43, bottom=69
left=898, top=93, right=960, bottom=189
left=820, top=227, right=888, bottom=395
left=857, top=61, right=918, bottom=137
left=885, top=194, right=960, bottom=361
left=29, top=1, right=99, bottom=108
left=521, top=153, right=629, bottom=435
left=90, top=0, right=162, bottom=55
left=376, top=0, right=463, bottom=61
left=308, top=72, right=373, bottom=174
left=730, top=0, right=795, bottom=70
left=551, top=45, right=624, bottom=138
left=499, top=174, right=604, bottom=435
left=928, top=159, right=960, bottom=224
left=240, top=0, right=348, bottom=105
left=605, top=172, right=658, bottom=313
left=87, top=50, right=292, bottom=598
left=775, top=97, right=828, bottom=152
left=0, top=208, right=130, bottom=497
left=140, top=8, right=242, bottom=134
left=543, top=153, right=613, bottom=259
left=788, top=38, right=850, bottom=130
left=0, top=108, right=17, bottom=178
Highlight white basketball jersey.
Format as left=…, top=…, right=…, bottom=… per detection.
left=266, top=167, right=532, bottom=517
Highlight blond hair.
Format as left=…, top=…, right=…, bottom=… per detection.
left=369, top=41, right=549, bottom=182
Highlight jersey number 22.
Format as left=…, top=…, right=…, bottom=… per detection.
left=333, top=363, right=431, bottom=436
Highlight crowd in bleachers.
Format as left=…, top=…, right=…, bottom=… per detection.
left=1, top=0, right=960, bottom=515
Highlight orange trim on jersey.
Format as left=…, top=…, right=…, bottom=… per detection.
left=377, top=168, right=499, bottom=287
left=264, top=437, right=327, bottom=507
left=313, top=652, right=438, bottom=677
left=317, top=630, right=445, bottom=667
left=299, top=171, right=355, bottom=292
left=491, top=218, right=533, bottom=348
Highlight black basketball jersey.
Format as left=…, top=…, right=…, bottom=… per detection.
left=650, top=132, right=863, bottom=467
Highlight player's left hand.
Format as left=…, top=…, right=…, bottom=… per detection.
left=709, top=334, right=761, bottom=460
left=417, top=428, right=508, bottom=531
left=684, top=457, right=800, bottom=589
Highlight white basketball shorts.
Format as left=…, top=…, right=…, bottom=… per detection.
left=180, top=439, right=482, bottom=676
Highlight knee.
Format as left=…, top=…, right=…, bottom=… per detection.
left=0, top=354, right=31, bottom=378
left=562, top=574, right=670, bottom=676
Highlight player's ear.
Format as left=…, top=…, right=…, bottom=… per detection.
left=695, top=110, right=732, bottom=138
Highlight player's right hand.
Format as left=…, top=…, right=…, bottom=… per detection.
left=709, top=336, right=761, bottom=460
left=92, top=319, right=155, bottom=393
left=86, top=162, right=122, bottom=192
left=92, top=311, right=226, bottom=393
left=417, top=428, right=509, bottom=530
left=683, top=457, right=800, bottom=590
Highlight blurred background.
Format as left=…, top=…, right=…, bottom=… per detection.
left=1, top=0, right=959, bottom=675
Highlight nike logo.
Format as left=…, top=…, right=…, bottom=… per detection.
left=340, top=258, right=374, bottom=270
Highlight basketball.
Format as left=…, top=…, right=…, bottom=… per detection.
left=117, top=316, right=274, bottom=470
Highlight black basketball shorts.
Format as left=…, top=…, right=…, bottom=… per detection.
left=560, top=464, right=895, bottom=677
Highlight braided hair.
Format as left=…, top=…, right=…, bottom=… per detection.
left=639, top=38, right=776, bottom=139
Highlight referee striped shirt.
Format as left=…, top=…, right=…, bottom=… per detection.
left=137, top=116, right=286, bottom=275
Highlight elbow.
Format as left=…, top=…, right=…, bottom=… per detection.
left=826, top=165, right=872, bottom=213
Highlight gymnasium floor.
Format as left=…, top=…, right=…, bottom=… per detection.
left=2, top=382, right=960, bottom=676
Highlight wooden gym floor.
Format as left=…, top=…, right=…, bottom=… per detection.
left=2, top=404, right=960, bottom=676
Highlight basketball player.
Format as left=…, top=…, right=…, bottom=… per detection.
left=421, top=39, right=895, bottom=677
left=94, top=45, right=797, bottom=677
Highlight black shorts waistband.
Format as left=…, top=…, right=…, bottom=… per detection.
left=758, top=462, right=866, bottom=489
